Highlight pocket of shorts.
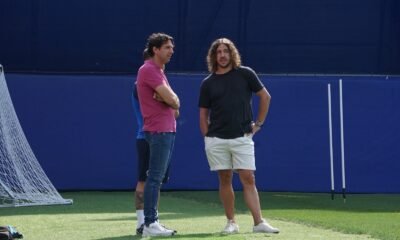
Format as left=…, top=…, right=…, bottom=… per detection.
left=204, top=136, right=210, bottom=149
left=243, top=134, right=254, bottom=145
left=244, top=133, right=253, bottom=139
left=204, top=136, right=215, bottom=150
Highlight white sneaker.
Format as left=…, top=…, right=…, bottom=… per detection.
left=142, top=221, right=175, bottom=237
left=253, top=219, right=279, bottom=233
left=222, top=219, right=239, bottom=234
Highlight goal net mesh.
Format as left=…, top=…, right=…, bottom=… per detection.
left=0, top=65, right=72, bottom=207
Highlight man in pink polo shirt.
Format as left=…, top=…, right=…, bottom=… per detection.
left=136, top=33, right=180, bottom=237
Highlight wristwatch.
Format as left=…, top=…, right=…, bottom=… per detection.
left=254, top=120, right=263, bottom=128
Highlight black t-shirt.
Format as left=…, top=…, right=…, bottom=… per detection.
left=198, top=66, right=264, bottom=139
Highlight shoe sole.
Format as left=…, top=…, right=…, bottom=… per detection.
left=253, top=230, right=279, bottom=234
left=142, top=232, right=175, bottom=237
left=222, top=230, right=239, bottom=234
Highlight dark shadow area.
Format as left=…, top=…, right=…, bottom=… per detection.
left=165, top=191, right=400, bottom=213
left=0, top=192, right=226, bottom=219
left=1, top=191, right=399, bottom=219
left=96, top=236, right=137, bottom=240
left=95, top=232, right=246, bottom=240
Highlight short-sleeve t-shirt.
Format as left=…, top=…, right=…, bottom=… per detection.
left=137, top=59, right=176, bottom=132
left=132, top=84, right=145, bottom=139
left=198, top=66, right=264, bottom=139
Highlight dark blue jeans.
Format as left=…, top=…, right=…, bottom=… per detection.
left=143, top=132, right=175, bottom=226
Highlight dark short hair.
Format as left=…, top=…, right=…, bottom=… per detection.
left=145, top=33, right=174, bottom=57
left=143, top=48, right=150, bottom=61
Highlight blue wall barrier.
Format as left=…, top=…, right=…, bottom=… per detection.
left=1, top=0, right=399, bottom=74
left=5, top=73, right=400, bottom=193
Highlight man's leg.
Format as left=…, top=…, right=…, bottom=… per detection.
left=218, top=170, right=235, bottom=221
left=238, top=169, right=279, bottom=233
left=218, top=170, right=240, bottom=233
left=231, top=136, right=262, bottom=224
left=135, top=138, right=149, bottom=233
left=238, top=170, right=262, bottom=225
left=136, top=163, right=173, bottom=234
left=143, top=133, right=175, bottom=225
left=135, top=181, right=145, bottom=230
left=135, top=182, right=145, bottom=209
left=205, top=137, right=238, bottom=232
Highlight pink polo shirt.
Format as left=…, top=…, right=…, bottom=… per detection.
left=136, top=59, right=176, bottom=132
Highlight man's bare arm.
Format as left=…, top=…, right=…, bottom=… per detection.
left=199, top=108, right=209, bottom=136
left=154, top=84, right=180, bottom=109
left=252, top=88, right=271, bottom=134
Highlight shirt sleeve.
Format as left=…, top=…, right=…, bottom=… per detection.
left=198, top=80, right=210, bottom=108
left=241, top=66, right=264, bottom=93
left=143, top=67, right=166, bottom=90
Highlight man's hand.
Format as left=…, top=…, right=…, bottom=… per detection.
left=251, top=122, right=262, bottom=134
left=153, top=92, right=164, bottom=102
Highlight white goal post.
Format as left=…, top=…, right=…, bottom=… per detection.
left=0, top=65, right=72, bottom=207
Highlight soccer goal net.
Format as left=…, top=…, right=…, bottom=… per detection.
left=0, top=65, right=72, bottom=207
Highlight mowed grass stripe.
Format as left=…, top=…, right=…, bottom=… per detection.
left=167, top=191, right=400, bottom=240
left=0, top=192, right=382, bottom=240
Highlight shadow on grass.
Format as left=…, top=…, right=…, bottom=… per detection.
left=95, top=235, right=136, bottom=240
left=96, top=232, right=234, bottom=240
left=94, top=212, right=192, bottom=222
left=0, top=192, right=226, bottom=220
left=165, top=191, right=400, bottom=213
left=1, top=191, right=399, bottom=219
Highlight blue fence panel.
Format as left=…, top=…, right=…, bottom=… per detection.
left=4, top=73, right=400, bottom=193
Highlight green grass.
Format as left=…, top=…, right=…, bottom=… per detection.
left=0, top=191, right=399, bottom=240
left=170, top=191, right=400, bottom=240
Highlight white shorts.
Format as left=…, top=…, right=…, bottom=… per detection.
left=204, top=135, right=255, bottom=171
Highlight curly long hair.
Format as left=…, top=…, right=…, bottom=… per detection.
left=206, top=38, right=241, bottom=73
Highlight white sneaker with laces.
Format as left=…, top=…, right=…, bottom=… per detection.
left=222, top=219, right=239, bottom=234
left=142, top=221, right=175, bottom=237
left=253, top=219, right=279, bottom=233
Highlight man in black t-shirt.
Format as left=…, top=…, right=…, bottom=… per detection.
left=198, top=38, right=279, bottom=234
